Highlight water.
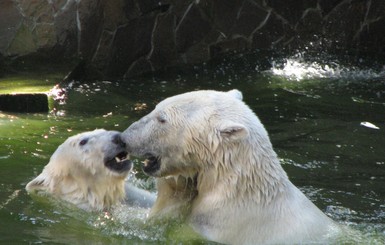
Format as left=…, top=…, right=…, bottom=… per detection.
left=0, top=52, right=384, bottom=244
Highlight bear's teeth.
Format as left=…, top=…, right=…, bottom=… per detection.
left=115, top=157, right=121, bottom=163
left=142, top=159, right=149, bottom=167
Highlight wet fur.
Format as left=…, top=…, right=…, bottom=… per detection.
left=26, top=129, right=130, bottom=211
left=123, top=90, right=341, bottom=244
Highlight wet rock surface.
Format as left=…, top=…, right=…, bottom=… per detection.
left=1, top=0, right=384, bottom=78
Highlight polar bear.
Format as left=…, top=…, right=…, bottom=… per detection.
left=26, top=129, right=155, bottom=211
left=122, top=89, right=341, bottom=244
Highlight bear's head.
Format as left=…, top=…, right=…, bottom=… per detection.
left=26, top=129, right=132, bottom=210
left=122, top=89, right=272, bottom=181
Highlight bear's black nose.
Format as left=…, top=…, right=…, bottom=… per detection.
left=112, top=134, right=126, bottom=148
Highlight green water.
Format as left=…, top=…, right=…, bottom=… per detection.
left=0, top=54, right=384, bottom=244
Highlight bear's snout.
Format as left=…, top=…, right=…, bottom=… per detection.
left=112, top=133, right=126, bottom=148
left=120, top=131, right=130, bottom=149
left=121, top=125, right=141, bottom=151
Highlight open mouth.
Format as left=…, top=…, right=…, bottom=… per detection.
left=142, top=154, right=161, bottom=175
left=105, top=151, right=132, bottom=173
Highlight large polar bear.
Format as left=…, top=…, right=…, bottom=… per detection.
left=26, top=129, right=155, bottom=211
left=122, top=89, right=341, bottom=244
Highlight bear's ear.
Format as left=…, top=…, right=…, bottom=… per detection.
left=226, top=89, right=243, bottom=100
left=218, top=121, right=248, bottom=141
left=26, top=173, right=49, bottom=193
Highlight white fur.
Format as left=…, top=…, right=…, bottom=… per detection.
left=26, top=129, right=133, bottom=211
left=122, top=89, right=341, bottom=244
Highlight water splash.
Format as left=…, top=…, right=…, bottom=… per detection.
left=269, top=53, right=385, bottom=81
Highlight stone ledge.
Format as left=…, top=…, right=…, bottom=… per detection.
left=0, top=93, right=49, bottom=113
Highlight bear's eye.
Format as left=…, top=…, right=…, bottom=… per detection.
left=79, top=138, right=88, bottom=146
left=157, top=115, right=167, bottom=124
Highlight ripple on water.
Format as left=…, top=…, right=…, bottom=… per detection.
left=91, top=205, right=167, bottom=242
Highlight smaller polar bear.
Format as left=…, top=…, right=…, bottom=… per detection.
left=26, top=129, right=155, bottom=211
left=122, top=90, right=342, bottom=244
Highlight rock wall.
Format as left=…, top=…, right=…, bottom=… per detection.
left=1, top=0, right=385, bottom=78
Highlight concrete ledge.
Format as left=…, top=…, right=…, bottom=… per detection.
left=0, top=93, right=49, bottom=113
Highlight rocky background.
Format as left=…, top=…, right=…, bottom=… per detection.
left=1, top=0, right=385, bottom=79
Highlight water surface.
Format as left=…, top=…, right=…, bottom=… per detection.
left=0, top=52, right=384, bottom=244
